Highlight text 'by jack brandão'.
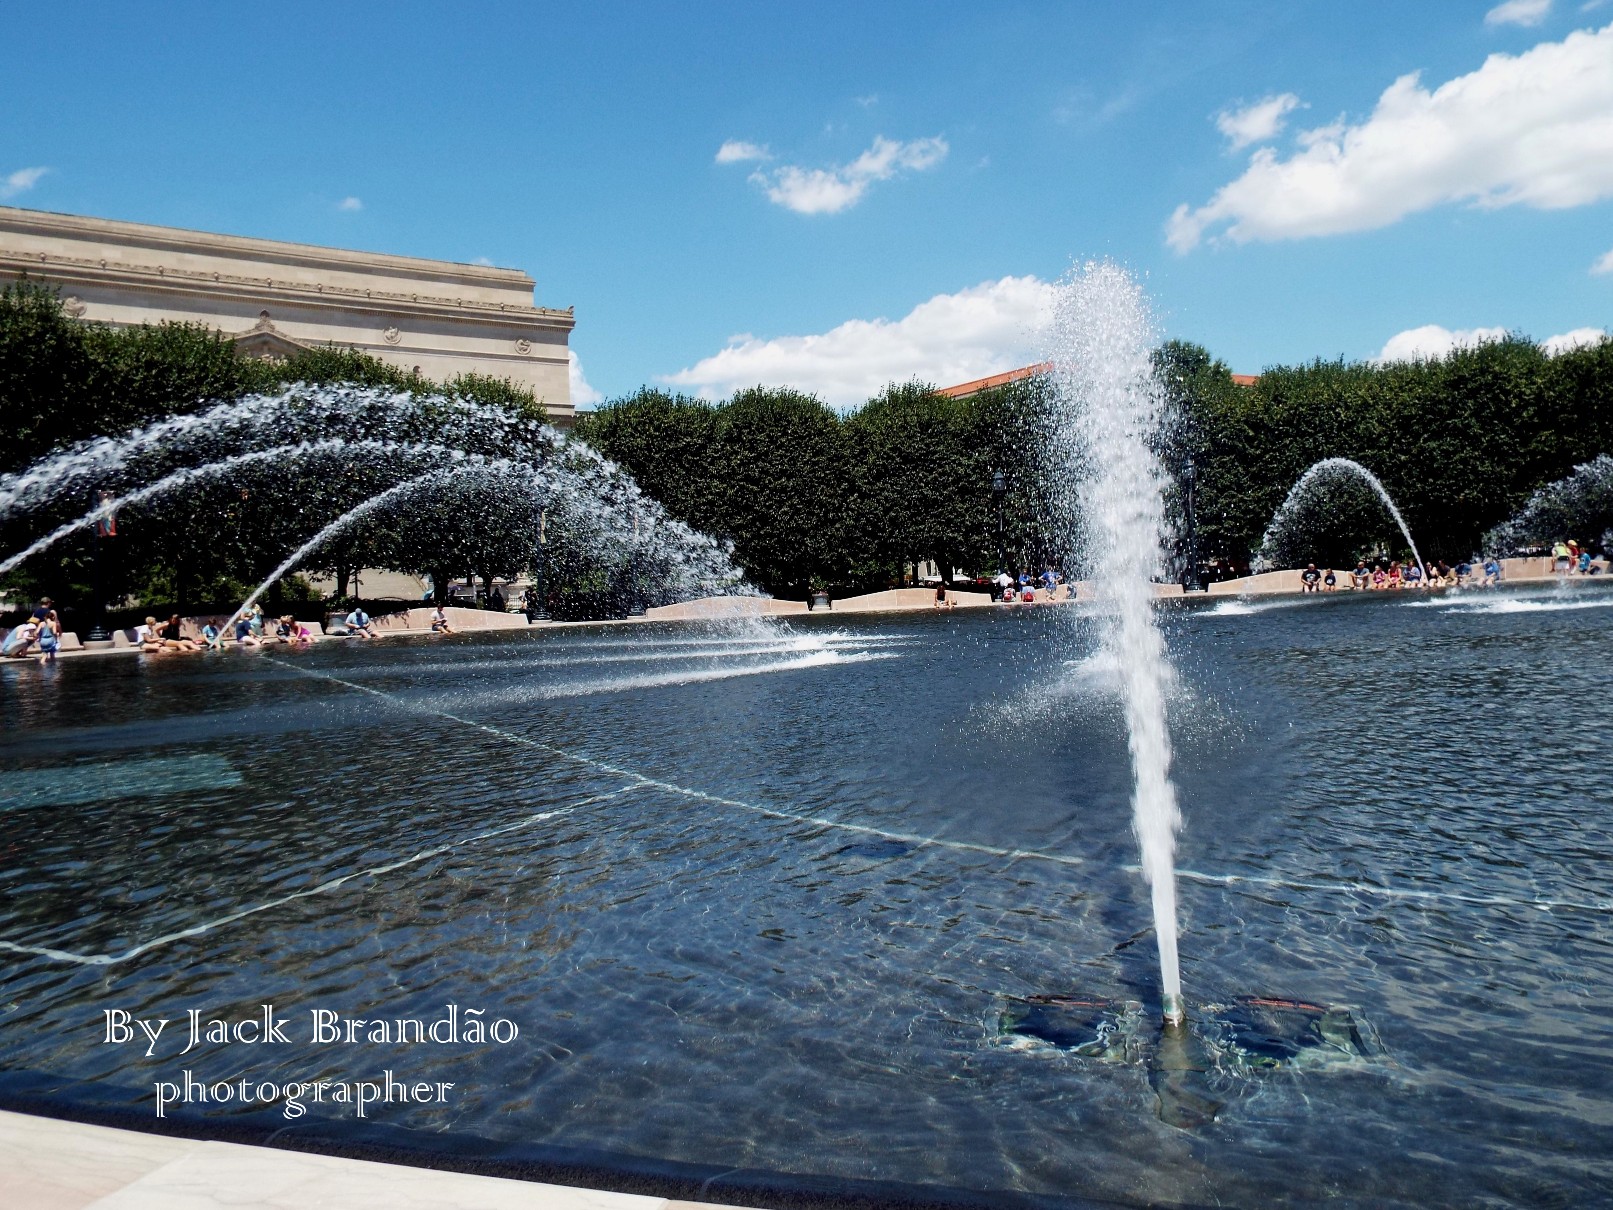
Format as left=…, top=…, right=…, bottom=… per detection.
left=102, top=1002, right=520, bottom=1119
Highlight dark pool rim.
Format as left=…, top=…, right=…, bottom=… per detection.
left=0, top=1080, right=1218, bottom=1210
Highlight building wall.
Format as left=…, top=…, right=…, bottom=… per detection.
left=0, top=206, right=576, bottom=421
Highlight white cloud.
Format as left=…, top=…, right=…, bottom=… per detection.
left=569, top=350, right=603, bottom=408
left=1377, top=324, right=1510, bottom=361
left=1542, top=326, right=1607, bottom=353
left=1377, top=323, right=1607, bottom=360
left=715, top=140, right=770, bottom=164
left=746, top=134, right=949, bottom=215
left=1592, top=247, right=1613, bottom=274
left=1215, top=93, right=1303, bottom=150
left=1167, top=24, right=1613, bottom=252
left=337, top=196, right=363, bottom=212
left=662, top=275, right=1056, bottom=408
left=472, top=256, right=494, bottom=266
left=1486, top=0, right=1553, bottom=27
left=1, top=166, right=49, bottom=200
left=856, top=94, right=879, bottom=109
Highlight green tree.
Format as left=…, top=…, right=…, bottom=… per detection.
left=845, top=380, right=985, bottom=585
left=709, top=387, right=850, bottom=596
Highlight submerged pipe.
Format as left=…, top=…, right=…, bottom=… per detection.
left=1162, top=991, right=1186, bottom=1028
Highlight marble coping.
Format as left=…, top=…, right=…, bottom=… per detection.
left=0, top=1109, right=758, bottom=1210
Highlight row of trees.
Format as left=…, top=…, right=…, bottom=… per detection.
left=571, top=380, right=1061, bottom=598
left=4, top=274, right=1611, bottom=616
left=1160, top=335, right=1613, bottom=569
left=577, top=334, right=1613, bottom=592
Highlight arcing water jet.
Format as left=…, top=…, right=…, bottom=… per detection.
left=1261, top=457, right=1425, bottom=578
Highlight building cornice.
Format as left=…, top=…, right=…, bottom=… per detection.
left=0, top=205, right=537, bottom=290
left=0, top=250, right=576, bottom=333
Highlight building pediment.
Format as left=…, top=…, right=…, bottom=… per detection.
left=231, top=311, right=308, bottom=362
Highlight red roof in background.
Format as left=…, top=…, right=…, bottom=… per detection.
left=936, top=362, right=1053, bottom=398
left=937, top=362, right=1259, bottom=398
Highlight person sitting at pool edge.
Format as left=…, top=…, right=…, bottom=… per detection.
left=1300, top=564, right=1321, bottom=593
left=159, top=614, right=200, bottom=653
left=345, top=604, right=377, bottom=639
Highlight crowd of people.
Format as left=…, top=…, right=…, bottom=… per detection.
left=1549, top=538, right=1603, bottom=575
left=0, top=598, right=465, bottom=660
left=1299, top=557, right=1505, bottom=592
left=990, top=569, right=1075, bottom=603
left=0, top=596, right=62, bottom=663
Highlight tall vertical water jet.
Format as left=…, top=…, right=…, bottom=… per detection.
left=1048, top=262, right=1186, bottom=1027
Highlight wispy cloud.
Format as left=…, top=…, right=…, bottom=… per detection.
left=1592, top=247, right=1613, bottom=274
left=337, top=196, right=363, bottom=212
left=742, top=134, right=949, bottom=215
left=1215, top=93, right=1303, bottom=150
left=663, top=275, right=1055, bottom=407
left=855, top=94, right=879, bottom=109
left=1, top=166, right=49, bottom=200
left=715, top=140, right=770, bottom=164
left=1168, top=24, right=1613, bottom=251
left=1053, top=86, right=1139, bottom=128
left=1485, top=0, right=1552, bottom=27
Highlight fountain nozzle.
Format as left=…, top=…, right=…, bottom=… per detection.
left=1162, top=993, right=1186, bottom=1028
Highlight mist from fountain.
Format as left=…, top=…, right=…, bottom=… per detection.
left=1482, top=453, right=1613, bottom=555
left=0, top=385, right=751, bottom=607
left=217, top=464, right=524, bottom=637
left=1260, top=457, right=1425, bottom=577
left=1046, top=262, right=1186, bottom=1027
left=0, top=440, right=360, bottom=577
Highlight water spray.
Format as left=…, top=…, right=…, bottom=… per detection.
left=1048, top=262, right=1187, bottom=1028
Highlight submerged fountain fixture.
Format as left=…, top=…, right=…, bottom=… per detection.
left=1046, top=262, right=1188, bottom=1028
left=1260, top=457, right=1426, bottom=577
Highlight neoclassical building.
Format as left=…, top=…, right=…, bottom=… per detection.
left=0, top=205, right=576, bottom=421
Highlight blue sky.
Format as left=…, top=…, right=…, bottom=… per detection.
left=3, top=1, right=1610, bottom=407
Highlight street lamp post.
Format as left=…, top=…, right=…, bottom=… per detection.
left=85, top=489, right=114, bottom=642
left=991, top=469, right=1007, bottom=584
left=531, top=507, right=550, bottom=621
left=626, top=507, right=646, bottom=617
left=1182, top=453, right=1204, bottom=592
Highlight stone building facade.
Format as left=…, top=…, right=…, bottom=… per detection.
left=0, top=205, right=576, bottom=421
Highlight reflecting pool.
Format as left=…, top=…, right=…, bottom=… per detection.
left=2, top=584, right=1611, bottom=1207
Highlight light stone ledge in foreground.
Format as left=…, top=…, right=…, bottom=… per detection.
left=0, top=1109, right=763, bottom=1210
